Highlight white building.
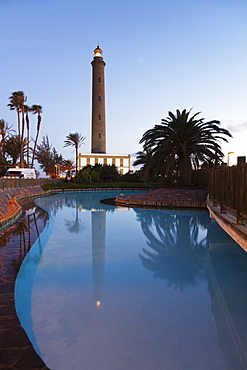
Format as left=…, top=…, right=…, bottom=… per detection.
left=78, top=153, right=131, bottom=175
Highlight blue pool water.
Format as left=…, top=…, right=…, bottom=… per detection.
left=15, top=191, right=247, bottom=370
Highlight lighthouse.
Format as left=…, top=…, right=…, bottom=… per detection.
left=91, top=45, right=106, bottom=153
left=78, top=46, right=131, bottom=174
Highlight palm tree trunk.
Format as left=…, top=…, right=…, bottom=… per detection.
left=20, top=111, right=25, bottom=167
left=26, top=113, right=30, bottom=167
left=17, top=109, right=21, bottom=137
left=75, top=145, right=78, bottom=178
left=178, top=155, right=192, bottom=186
left=31, top=115, right=41, bottom=167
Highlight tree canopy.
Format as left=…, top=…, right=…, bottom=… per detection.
left=64, top=132, right=85, bottom=177
left=35, top=135, right=63, bottom=177
left=138, top=109, right=232, bottom=185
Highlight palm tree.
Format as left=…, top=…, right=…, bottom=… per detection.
left=60, top=159, right=75, bottom=174
left=4, top=135, right=27, bottom=166
left=24, top=105, right=31, bottom=167
left=140, top=109, right=232, bottom=185
left=0, top=119, right=14, bottom=158
left=64, top=132, right=85, bottom=177
left=133, top=148, right=154, bottom=180
left=8, top=91, right=26, bottom=167
left=7, top=91, right=25, bottom=136
left=30, top=104, right=42, bottom=168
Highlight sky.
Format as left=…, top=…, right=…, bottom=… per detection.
left=1, top=0, right=247, bottom=169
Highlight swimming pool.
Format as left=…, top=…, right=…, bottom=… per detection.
left=15, top=191, right=247, bottom=369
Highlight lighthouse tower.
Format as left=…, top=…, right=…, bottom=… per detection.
left=78, top=47, right=131, bottom=174
left=91, top=46, right=106, bottom=153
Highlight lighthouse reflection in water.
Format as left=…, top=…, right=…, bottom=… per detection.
left=15, top=191, right=247, bottom=370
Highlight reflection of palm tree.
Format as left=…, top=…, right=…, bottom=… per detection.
left=11, top=218, right=30, bottom=276
left=206, top=223, right=247, bottom=367
left=64, top=195, right=85, bottom=234
left=136, top=209, right=210, bottom=291
left=10, top=200, right=49, bottom=275
left=64, top=216, right=85, bottom=234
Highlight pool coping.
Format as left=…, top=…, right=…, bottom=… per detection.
left=1, top=187, right=246, bottom=369
left=0, top=190, right=51, bottom=369
left=206, top=199, right=247, bottom=252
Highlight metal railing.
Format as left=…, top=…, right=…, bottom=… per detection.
left=209, top=159, right=247, bottom=224
left=0, top=178, right=61, bottom=190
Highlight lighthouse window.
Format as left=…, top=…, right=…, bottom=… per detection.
left=99, top=133, right=101, bottom=138
left=99, top=115, right=101, bottom=120
left=98, top=96, right=101, bottom=101
left=98, top=77, right=101, bottom=83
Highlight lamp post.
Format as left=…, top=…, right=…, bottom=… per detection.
left=227, top=152, right=234, bottom=166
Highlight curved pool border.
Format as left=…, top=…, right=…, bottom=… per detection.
left=1, top=186, right=246, bottom=369
left=0, top=187, right=151, bottom=369
left=0, top=187, right=52, bottom=369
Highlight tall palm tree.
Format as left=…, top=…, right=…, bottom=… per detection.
left=64, top=132, right=85, bottom=177
left=133, top=148, right=154, bottom=180
left=30, top=104, right=42, bottom=168
left=4, top=135, right=27, bottom=166
left=140, top=109, right=232, bottom=185
left=0, top=119, right=14, bottom=158
left=8, top=91, right=26, bottom=167
left=7, top=91, right=25, bottom=136
left=133, top=149, right=152, bottom=167
left=24, top=105, right=31, bottom=167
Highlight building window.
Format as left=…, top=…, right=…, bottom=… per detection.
left=98, top=96, right=101, bottom=101
left=98, top=115, right=101, bottom=120
left=98, top=77, right=101, bottom=83
left=99, top=133, right=101, bottom=138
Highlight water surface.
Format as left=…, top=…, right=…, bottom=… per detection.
left=15, top=191, right=247, bottom=370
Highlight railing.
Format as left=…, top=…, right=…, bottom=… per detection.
left=0, top=178, right=61, bottom=190
left=192, top=168, right=209, bottom=188
left=209, top=158, right=247, bottom=224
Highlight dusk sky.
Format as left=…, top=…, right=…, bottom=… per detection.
left=1, top=0, right=247, bottom=168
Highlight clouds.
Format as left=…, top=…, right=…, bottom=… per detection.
left=226, top=122, right=247, bottom=134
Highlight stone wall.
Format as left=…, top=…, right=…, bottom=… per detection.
left=0, top=186, right=45, bottom=232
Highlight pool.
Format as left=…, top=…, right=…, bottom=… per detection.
left=15, top=191, right=247, bottom=369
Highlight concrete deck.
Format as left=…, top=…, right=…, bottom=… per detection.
left=206, top=200, right=247, bottom=252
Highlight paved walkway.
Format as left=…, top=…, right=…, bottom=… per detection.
left=0, top=197, right=50, bottom=369
left=0, top=187, right=45, bottom=233
left=207, top=200, right=247, bottom=252
left=116, top=187, right=208, bottom=208
left=0, top=188, right=49, bottom=368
